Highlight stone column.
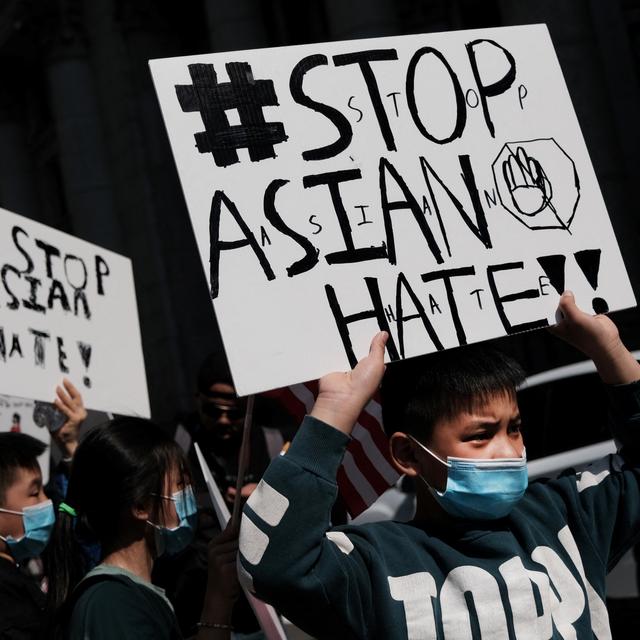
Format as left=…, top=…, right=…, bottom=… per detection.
left=82, top=0, right=197, bottom=419
left=203, top=0, right=268, bottom=51
left=323, top=0, right=399, bottom=40
left=0, top=67, right=40, bottom=219
left=43, top=0, right=124, bottom=252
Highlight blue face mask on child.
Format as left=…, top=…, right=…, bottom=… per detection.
left=148, top=486, right=197, bottom=556
left=408, top=436, right=528, bottom=520
left=0, top=500, right=55, bottom=561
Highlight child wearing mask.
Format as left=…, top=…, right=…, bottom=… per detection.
left=239, top=292, right=640, bottom=639
left=48, top=417, right=239, bottom=640
left=0, top=432, right=54, bottom=639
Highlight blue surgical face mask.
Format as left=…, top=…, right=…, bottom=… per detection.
left=408, top=435, right=528, bottom=520
left=147, top=486, right=197, bottom=556
left=0, top=500, right=55, bottom=561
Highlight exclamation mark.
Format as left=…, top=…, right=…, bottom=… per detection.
left=537, top=254, right=566, bottom=294
left=574, top=249, right=609, bottom=313
left=77, top=341, right=92, bottom=388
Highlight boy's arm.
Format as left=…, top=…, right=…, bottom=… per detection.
left=549, top=292, right=640, bottom=566
left=238, top=333, right=388, bottom=638
left=550, top=291, right=640, bottom=452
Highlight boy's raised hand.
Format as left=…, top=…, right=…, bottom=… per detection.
left=549, top=291, right=619, bottom=357
left=311, top=331, right=388, bottom=435
left=549, top=291, right=640, bottom=384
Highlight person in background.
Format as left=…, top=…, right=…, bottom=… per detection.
left=190, top=353, right=295, bottom=507
left=0, top=432, right=54, bottom=639
left=48, top=416, right=240, bottom=639
left=155, top=353, right=296, bottom=638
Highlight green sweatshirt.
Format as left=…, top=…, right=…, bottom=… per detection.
left=67, top=565, right=180, bottom=639
left=239, top=381, right=640, bottom=639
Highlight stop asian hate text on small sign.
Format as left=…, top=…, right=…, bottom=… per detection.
left=150, top=24, right=635, bottom=396
left=0, top=208, right=150, bottom=417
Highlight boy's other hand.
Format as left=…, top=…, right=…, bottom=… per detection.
left=549, top=291, right=620, bottom=357
left=311, top=332, right=388, bottom=435
left=549, top=291, right=640, bottom=384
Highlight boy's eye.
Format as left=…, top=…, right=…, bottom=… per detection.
left=465, top=432, right=491, bottom=441
left=508, top=422, right=522, bottom=434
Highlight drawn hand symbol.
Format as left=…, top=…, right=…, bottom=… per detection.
left=502, top=146, right=553, bottom=216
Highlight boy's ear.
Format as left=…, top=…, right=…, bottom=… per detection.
left=389, top=433, right=422, bottom=477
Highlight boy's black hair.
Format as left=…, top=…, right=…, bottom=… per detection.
left=381, top=344, right=526, bottom=441
left=0, top=433, right=46, bottom=506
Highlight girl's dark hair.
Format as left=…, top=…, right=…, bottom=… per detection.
left=381, top=344, right=526, bottom=440
left=47, top=417, right=189, bottom=616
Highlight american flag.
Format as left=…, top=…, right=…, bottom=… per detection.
left=267, top=381, right=400, bottom=517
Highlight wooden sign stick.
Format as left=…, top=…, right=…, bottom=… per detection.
left=231, top=394, right=255, bottom=526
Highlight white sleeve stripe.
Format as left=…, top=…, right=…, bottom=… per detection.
left=246, top=479, right=290, bottom=526
left=237, top=554, right=256, bottom=593
left=239, top=513, right=270, bottom=566
left=325, top=531, right=354, bottom=555
left=574, top=454, right=623, bottom=493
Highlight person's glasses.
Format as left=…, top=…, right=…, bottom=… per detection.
left=201, top=402, right=244, bottom=422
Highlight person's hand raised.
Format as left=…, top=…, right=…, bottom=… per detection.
left=52, top=379, right=87, bottom=458
left=549, top=291, right=639, bottom=384
left=548, top=291, right=620, bottom=359
left=310, top=331, right=388, bottom=435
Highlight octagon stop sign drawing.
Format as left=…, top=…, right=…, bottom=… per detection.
left=492, top=138, right=580, bottom=231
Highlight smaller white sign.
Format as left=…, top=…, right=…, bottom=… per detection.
left=0, top=207, right=150, bottom=417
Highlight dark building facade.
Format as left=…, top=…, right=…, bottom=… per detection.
left=1, top=0, right=639, bottom=422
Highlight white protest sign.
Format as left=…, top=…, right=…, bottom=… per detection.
left=0, top=395, right=50, bottom=483
left=151, top=24, right=636, bottom=396
left=0, top=208, right=150, bottom=417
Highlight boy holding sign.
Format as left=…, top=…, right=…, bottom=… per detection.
left=239, top=292, right=640, bottom=638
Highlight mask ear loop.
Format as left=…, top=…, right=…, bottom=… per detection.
left=0, top=505, right=46, bottom=543
left=406, top=434, right=452, bottom=499
left=148, top=492, right=186, bottom=530
left=406, top=434, right=451, bottom=468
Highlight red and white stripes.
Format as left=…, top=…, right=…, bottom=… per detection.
left=270, top=382, right=399, bottom=517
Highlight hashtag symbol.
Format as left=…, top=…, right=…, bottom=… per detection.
left=175, top=62, right=288, bottom=167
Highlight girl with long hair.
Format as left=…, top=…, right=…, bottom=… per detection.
left=48, top=417, right=238, bottom=639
